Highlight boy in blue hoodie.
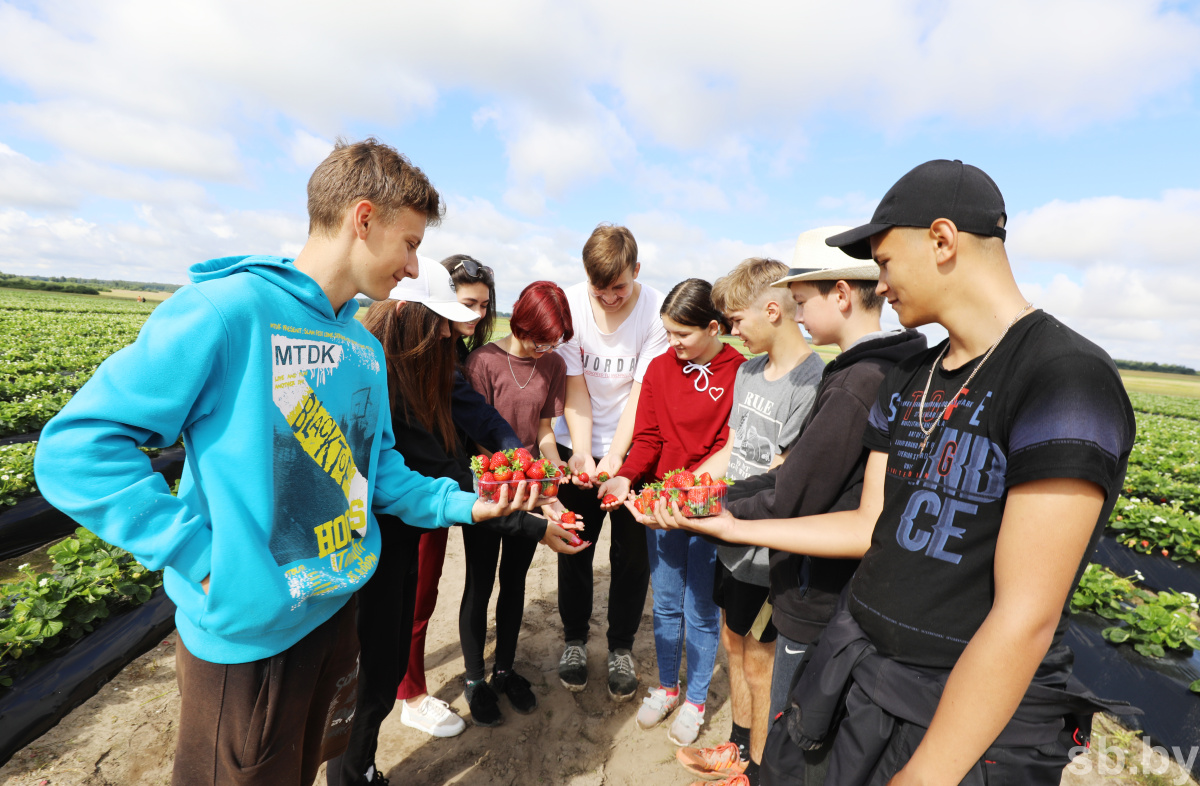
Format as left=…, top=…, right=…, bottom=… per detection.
left=33, top=138, right=536, bottom=786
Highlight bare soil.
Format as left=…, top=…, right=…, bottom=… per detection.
left=2, top=525, right=1195, bottom=786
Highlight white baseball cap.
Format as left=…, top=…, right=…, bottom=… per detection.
left=772, top=226, right=880, bottom=287
left=388, top=256, right=480, bottom=323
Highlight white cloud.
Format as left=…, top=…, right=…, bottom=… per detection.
left=1008, top=189, right=1200, bottom=270
left=4, top=0, right=1196, bottom=204
left=0, top=204, right=305, bottom=281
left=8, top=101, right=243, bottom=181
left=288, top=130, right=334, bottom=171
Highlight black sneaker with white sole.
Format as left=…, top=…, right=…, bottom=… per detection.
left=606, top=648, right=638, bottom=701
left=558, top=640, right=588, bottom=691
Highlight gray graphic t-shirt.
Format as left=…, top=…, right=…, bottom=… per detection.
left=719, top=352, right=823, bottom=585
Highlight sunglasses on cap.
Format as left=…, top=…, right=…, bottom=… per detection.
left=452, top=258, right=493, bottom=281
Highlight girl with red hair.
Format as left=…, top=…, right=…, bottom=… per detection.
left=457, top=280, right=585, bottom=726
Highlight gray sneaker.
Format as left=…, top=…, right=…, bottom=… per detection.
left=558, top=640, right=588, bottom=691
left=606, top=648, right=638, bottom=701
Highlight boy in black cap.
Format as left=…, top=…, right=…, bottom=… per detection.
left=656, top=160, right=1135, bottom=785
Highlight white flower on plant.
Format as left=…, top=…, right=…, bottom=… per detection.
left=1134, top=570, right=1146, bottom=582
left=38, top=578, right=48, bottom=587
left=1152, top=516, right=1167, bottom=524
left=17, top=563, right=29, bottom=570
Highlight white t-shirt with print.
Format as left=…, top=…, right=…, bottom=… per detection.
left=553, top=281, right=670, bottom=457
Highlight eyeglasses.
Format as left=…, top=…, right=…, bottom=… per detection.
left=533, top=338, right=565, bottom=353
left=452, top=258, right=493, bottom=281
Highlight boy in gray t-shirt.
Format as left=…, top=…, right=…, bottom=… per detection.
left=689, top=257, right=821, bottom=780
left=719, top=353, right=823, bottom=584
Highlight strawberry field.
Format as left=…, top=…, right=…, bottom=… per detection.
left=2, top=284, right=1200, bottom=769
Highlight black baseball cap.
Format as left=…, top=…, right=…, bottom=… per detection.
left=825, top=159, right=1007, bottom=260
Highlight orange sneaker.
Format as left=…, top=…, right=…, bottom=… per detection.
left=676, top=741, right=747, bottom=780
left=689, top=775, right=750, bottom=786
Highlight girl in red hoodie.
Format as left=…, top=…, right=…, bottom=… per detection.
left=597, top=278, right=744, bottom=746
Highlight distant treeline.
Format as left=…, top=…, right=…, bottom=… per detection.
left=1115, top=359, right=1196, bottom=376
left=0, top=271, right=102, bottom=295
left=15, top=273, right=182, bottom=293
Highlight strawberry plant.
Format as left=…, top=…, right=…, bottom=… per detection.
left=0, top=528, right=163, bottom=687
left=1071, top=564, right=1200, bottom=668
left=0, top=442, right=37, bottom=509
left=1108, top=496, right=1200, bottom=562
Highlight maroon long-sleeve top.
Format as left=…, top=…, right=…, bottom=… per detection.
left=617, top=343, right=745, bottom=484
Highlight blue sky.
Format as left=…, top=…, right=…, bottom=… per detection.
left=1, top=0, right=1198, bottom=366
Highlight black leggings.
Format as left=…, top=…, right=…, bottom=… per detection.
left=459, top=525, right=539, bottom=681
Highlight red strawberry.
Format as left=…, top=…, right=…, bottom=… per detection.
left=542, top=480, right=558, bottom=496
left=560, top=510, right=577, bottom=526
left=687, top=487, right=710, bottom=507
left=698, top=472, right=713, bottom=487
left=597, top=472, right=610, bottom=482
left=471, top=454, right=491, bottom=476
left=513, top=447, right=534, bottom=465
left=513, top=470, right=527, bottom=481
left=494, top=466, right=513, bottom=482
left=489, top=452, right=510, bottom=471
left=578, top=472, right=590, bottom=484
left=527, top=462, right=546, bottom=480
left=602, top=494, right=618, bottom=506
left=481, top=471, right=496, bottom=484
left=565, top=530, right=584, bottom=547
left=674, top=470, right=695, bottom=489
left=640, top=488, right=655, bottom=504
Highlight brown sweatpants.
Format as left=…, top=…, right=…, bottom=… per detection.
left=172, top=598, right=360, bottom=786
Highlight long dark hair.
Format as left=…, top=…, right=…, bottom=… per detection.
left=362, top=300, right=457, bottom=452
left=661, top=278, right=730, bottom=333
left=442, top=254, right=496, bottom=354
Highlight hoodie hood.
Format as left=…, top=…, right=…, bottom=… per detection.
left=823, top=328, right=927, bottom=380
left=189, top=255, right=359, bottom=323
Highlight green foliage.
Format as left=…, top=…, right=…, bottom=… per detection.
left=0, top=442, right=37, bottom=509
left=1109, top=497, right=1200, bottom=562
left=1072, top=564, right=1200, bottom=665
left=0, top=529, right=162, bottom=683
left=0, top=274, right=100, bottom=295
left=1130, top=391, right=1200, bottom=421
left=1115, top=359, right=1197, bottom=376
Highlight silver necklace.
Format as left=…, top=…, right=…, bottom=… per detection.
left=506, top=338, right=538, bottom=390
left=918, top=302, right=1033, bottom=452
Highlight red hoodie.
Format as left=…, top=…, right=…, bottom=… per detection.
left=618, top=342, right=745, bottom=484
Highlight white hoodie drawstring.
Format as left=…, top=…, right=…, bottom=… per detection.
left=682, top=361, right=713, bottom=392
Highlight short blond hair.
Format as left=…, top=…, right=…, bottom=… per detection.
left=582, top=224, right=638, bottom=288
left=307, top=137, right=444, bottom=237
left=712, top=257, right=793, bottom=315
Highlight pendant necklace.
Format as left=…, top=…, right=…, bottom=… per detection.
left=917, top=303, right=1033, bottom=453
left=507, top=337, right=538, bottom=390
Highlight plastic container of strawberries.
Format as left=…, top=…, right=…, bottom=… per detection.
left=476, top=476, right=562, bottom=502
left=638, top=483, right=729, bottom=518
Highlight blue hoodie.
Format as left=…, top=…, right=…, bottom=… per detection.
left=34, top=256, right=478, bottom=664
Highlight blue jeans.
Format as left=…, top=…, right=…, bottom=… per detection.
left=646, top=528, right=722, bottom=706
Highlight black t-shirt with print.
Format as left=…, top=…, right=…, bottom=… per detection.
left=851, top=311, right=1135, bottom=669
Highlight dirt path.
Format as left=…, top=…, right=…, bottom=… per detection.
left=2, top=525, right=1196, bottom=785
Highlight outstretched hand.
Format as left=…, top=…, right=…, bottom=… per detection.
left=470, top=481, right=541, bottom=522
left=542, top=520, right=591, bottom=554
left=568, top=454, right=597, bottom=487
left=598, top=475, right=631, bottom=510
left=651, top=498, right=737, bottom=541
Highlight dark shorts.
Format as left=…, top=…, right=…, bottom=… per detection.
left=713, top=560, right=777, bottom=643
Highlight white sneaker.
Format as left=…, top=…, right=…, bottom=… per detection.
left=636, top=686, right=680, bottom=729
left=668, top=701, right=705, bottom=746
left=400, top=695, right=466, bottom=738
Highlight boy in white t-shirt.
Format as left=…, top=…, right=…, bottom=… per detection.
left=553, top=223, right=671, bottom=701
